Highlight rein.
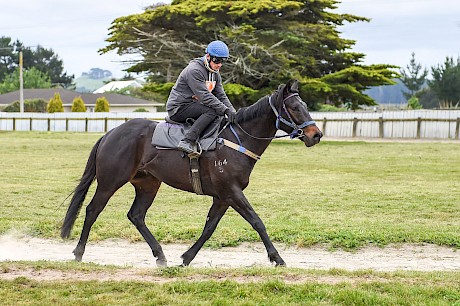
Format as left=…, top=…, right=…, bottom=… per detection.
left=218, top=92, right=316, bottom=161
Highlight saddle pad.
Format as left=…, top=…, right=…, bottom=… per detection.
left=151, top=119, right=222, bottom=151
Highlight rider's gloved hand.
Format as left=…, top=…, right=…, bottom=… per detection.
left=224, top=108, right=237, bottom=123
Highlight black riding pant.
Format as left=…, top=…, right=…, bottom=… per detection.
left=170, top=102, right=218, bottom=142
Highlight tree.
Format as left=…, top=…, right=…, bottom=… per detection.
left=0, top=36, right=74, bottom=87
left=429, top=56, right=460, bottom=109
left=71, top=96, right=87, bottom=112
left=399, top=52, right=428, bottom=100
left=47, top=92, right=64, bottom=113
left=101, top=0, right=398, bottom=109
left=0, top=36, right=16, bottom=81
left=0, top=67, right=51, bottom=94
left=95, top=97, right=110, bottom=112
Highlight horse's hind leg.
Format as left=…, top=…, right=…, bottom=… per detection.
left=128, top=177, right=167, bottom=267
left=73, top=186, right=115, bottom=261
left=181, top=197, right=229, bottom=266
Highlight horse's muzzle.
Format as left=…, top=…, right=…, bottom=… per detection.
left=300, top=127, right=322, bottom=147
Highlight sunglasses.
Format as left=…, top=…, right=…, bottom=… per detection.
left=211, top=56, right=228, bottom=64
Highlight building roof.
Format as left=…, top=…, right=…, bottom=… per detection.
left=0, top=88, right=163, bottom=106
left=93, top=80, right=143, bottom=94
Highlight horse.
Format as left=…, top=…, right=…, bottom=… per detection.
left=60, top=79, right=322, bottom=267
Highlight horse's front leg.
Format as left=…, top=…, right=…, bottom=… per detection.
left=181, top=197, right=229, bottom=266
left=229, top=190, right=286, bottom=266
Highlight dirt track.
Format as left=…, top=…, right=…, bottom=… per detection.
left=1, top=234, right=459, bottom=272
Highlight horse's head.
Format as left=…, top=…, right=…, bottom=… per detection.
left=273, top=80, right=322, bottom=147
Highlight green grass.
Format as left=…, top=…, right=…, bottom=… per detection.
left=0, top=131, right=459, bottom=249
left=0, top=262, right=459, bottom=305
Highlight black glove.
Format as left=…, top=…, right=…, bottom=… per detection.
left=224, top=108, right=237, bottom=123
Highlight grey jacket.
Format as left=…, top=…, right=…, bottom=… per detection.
left=166, top=57, right=235, bottom=117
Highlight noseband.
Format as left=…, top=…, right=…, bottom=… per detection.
left=269, top=93, right=316, bottom=139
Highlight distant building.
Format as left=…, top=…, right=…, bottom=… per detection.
left=93, top=80, right=144, bottom=94
left=0, top=88, right=163, bottom=113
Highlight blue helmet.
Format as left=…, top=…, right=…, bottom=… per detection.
left=205, top=40, right=229, bottom=58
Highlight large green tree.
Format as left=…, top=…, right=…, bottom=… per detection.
left=0, top=36, right=74, bottom=87
left=429, top=56, right=460, bottom=109
left=101, top=0, right=398, bottom=109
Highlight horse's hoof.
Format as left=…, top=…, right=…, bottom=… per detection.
left=156, top=258, right=168, bottom=267
left=275, top=261, right=286, bottom=267
left=74, top=255, right=82, bottom=262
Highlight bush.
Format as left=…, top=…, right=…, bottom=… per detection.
left=3, top=99, right=48, bottom=112
left=95, top=96, right=110, bottom=112
left=133, top=108, right=149, bottom=112
left=47, top=93, right=64, bottom=113
left=317, top=103, right=347, bottom=112
left=71, top=96, right=86, bottom=112
left=407, top=96, right=423, bottom=109
left=223, top=83, right=259, bottom=109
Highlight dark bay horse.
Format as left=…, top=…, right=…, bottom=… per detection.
left=61, top=79, right=322, bottom=267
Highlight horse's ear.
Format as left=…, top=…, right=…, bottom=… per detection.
left=288, top=79, right=299, bottom=93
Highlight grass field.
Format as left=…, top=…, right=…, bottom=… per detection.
left=1, top=131, right=459, bottom=305
left=0, top=131, right=459, bottom=249
left=1, top=262, right=459, bottom=305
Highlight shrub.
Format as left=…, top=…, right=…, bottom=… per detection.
left=223, top=83, right=259, bottom=109
left=133, top=108, right=149, bottom=112
left=71, top=96, right=86, bottom=112
left=407, top=95, right=423, bottom=109
left=95, top=96, right=110, bottom=112
left=47, top=93, right=64, bottom=113
left=3, top=99, right=48, bottom=112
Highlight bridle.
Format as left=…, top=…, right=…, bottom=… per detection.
left=218, top=92, right=317, bottom=161
left=232, top=92, right=316, bottom=141
left=269, top=93, right=316, bottom=139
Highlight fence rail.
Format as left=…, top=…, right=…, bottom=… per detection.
left=1, top=111, right=460, bottom=140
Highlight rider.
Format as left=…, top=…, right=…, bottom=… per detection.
left=166, top=40, right=236, bottom=154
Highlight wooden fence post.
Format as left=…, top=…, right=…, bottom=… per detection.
left=379, top=117, right=384, bottom=138
left=455, top=117, right=460, bottom=140
left=352, top=117, right=358, bottom=137
left=47, top=118, right=51, bottom=132
left=66, top=118, right=69, bottom=131
left=416, top=117, right=422, bottom=139
left=29, top=118, right=33, bottom=131
left=322, top=117, right=327, bottom=136
left=104, top=117, right=108, bottom=132
left=85, top=118, right=88, bottom=132
left=12, top=118, right=16, bottom=131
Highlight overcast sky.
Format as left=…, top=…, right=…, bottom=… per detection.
left=1, top=0, right=459, bottom=79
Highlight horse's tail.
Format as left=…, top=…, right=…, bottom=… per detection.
left=61, top=136, right=103, bottom=239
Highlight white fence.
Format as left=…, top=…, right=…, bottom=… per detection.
left=1, top=110, right=460, bottom=140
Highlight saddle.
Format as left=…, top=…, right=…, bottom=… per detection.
left=151, top=116, right=225, bottom=195
left=151, top=116, right=223, bottom=152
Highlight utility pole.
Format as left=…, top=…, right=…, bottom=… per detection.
left=19, top=47, right=24, bottom=113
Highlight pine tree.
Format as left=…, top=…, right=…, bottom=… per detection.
left=95, top=97, right=110, bottom=112
left=71, top=96, right=86, bottom=112
left=47, top=92, right=64, bottom=113
left=399, top=52, right=428, bottom=99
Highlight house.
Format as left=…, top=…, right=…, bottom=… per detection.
left=93, top=80, right=143, bottom=94
left=0, top=88, right=164, bottom=112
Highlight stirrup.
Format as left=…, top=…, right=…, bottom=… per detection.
left=187, top=142, right=202, bottom=158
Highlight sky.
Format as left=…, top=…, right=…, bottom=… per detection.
left=1, top=0, right=459, bottom=79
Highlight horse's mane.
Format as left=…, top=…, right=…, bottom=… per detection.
left=235, top=84, right=286, bottom=123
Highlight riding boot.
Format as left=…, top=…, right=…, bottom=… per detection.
left=177, top=113, right=216, bottom=154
